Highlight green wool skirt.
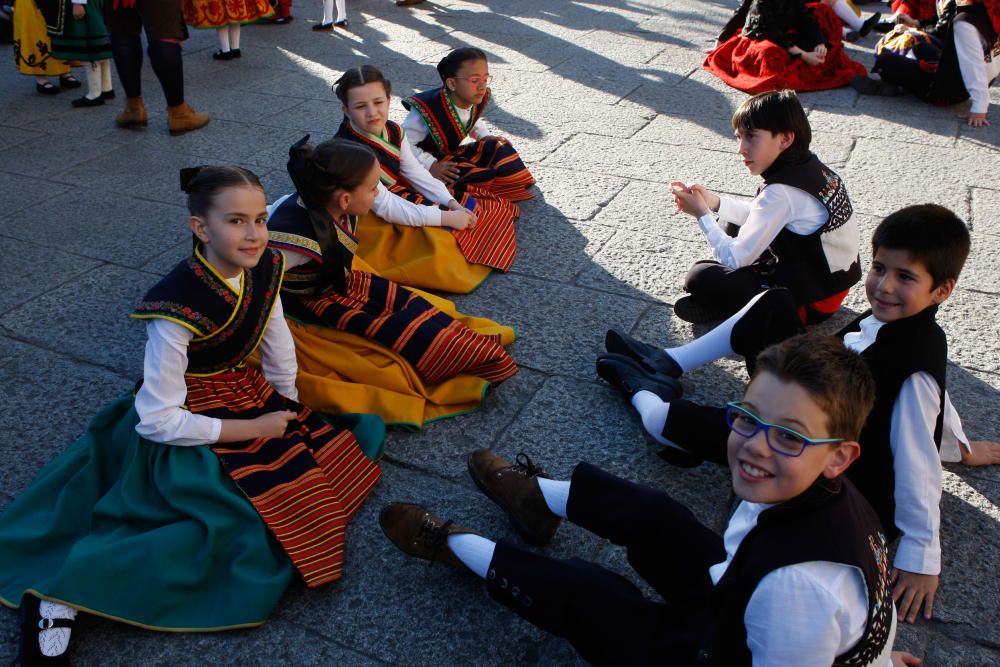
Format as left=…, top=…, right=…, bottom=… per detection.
left=0, top=395, right=384, bottom=631
left=50, top=0, right=112, bottom=62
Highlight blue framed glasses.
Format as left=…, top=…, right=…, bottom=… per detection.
left=724, top=402, right=845, bottom=457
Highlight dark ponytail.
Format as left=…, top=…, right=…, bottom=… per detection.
left=333, top=64, right=391, bottom=104
left=180, top=165, right=264, bottom=217
left=436, top=47, right=487, bottom=83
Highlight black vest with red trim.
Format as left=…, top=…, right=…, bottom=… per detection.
left=698, top=478, right=894, bottom=666
left=131, top=247, right=284, bottom=375
left=836, top=306, right=947, bottom=538
left=401, top=87, right=491, bottom=157
left=757, top=150, right=862, bottom=304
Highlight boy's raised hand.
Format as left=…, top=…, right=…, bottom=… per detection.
left=891, top=568, right=939, bottom=623
left=430, top=159, right=461, bottom=184
left=670, top=181, right=712, bottom=218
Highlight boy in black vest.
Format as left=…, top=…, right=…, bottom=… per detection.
left=381, top=335, right=921, bottom=666
left=669, top=90, right=861, bottom=324
left=600, top=204, right=977, bottom=626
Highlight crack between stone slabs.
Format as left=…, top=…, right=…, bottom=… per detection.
left=490, top=367, right=552, bottom=449
left=612, top=82, right=645, bottom=107
left=282, top=620, right=395, bottom=665
left=380, top=454, right=477, bottom=487
left=0, top=324, right=135, bottom=384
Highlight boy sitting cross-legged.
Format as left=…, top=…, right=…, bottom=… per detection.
left=381, top=335, right=920, bottom=666
left=599, top=203, right=991, bottom=626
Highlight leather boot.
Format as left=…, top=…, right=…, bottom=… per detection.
left=467, top=450, right=562, bottom=546
left=115, top=96, right=147, bottom=128
left=379, top=503, right=479, bottom=573
left=166, top=101, right=210, bottom=135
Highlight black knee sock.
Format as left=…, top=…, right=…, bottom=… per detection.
left=109, top=33, right=143, bottom=98
left=147, top=40, right=184, bottom=107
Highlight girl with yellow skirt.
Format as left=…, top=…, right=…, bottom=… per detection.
left=267, top=136, right=518, bottom=429
left=12, top=0, right=77, bottom=93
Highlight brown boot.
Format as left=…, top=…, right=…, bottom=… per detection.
left=116, top=96, right=148, bottom=128
left=380, top=503, right=479, bottom=573
left=166, top=101, right=210, bottom=135
left=467, top=450, right=562, bottom=546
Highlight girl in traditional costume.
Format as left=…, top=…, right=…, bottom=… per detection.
left=0, top=166, right=383, bottom=665
left=12, top=0, right=79, bottom=95
left=334, top=65, right=520, bottom=294
left=182, top=0, right=274, bottom=60
left=401, top=47, right=535, bottom=204
left=267, top=137, right=519, bottom=429
left=37, top=0, right=114, bottom=106
left=706, top=0, right=868, bottom=93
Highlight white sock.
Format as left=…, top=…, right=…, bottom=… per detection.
left=536, top=477, right=570, bottom=519
left=99, top=59, right=112, bottom=92
left=217, top=27, right=230, bottom=52
left=666, top=290, right=768, bottom=373
left=84, top=61, right=101, bottom=99
left=446, top=533, right=496, bottom=580
left=832, top=0, right=864, bottom=30
left=230, top=24, right=241, bottom=50
left=335, top=0, right=346, bottom=21
left=38, top=601, right=76, bottom=658
left=322, top=0, right=334, bottom=23
left=632, top=391, right=690, bottom=451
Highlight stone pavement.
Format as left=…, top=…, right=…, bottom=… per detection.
left=1, top=0, right=998, bottom=664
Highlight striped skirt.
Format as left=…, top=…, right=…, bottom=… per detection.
left=445, top=137, right=536, bottom=203
left=289, top=271, right=518, bottom=386
left=192, top=367, right=383, bottom=587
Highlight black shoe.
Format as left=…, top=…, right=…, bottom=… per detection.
left=334, top=19, right=349, bottom=28
left=212, top=49, right=237, bottom=60
left=872, top=20, right=895, bottom=34
left=59, top=75, right=82, bottom=89
left=71, top=94, right=105, bottom=108
left=851, top=75, right=900, bottom=96
left=312, top=21, right=333, bottom=31
left=101, top=89, right=116, bottom=100
left=672, top=296, right=730, bottom=324
left=605, top=329, right=683, bottom=378
left=859, top=12, right=882, bottom=38
left=230, top=48, right=241, bottom=58
left=596, top=353, right=683, bottom=402
left=18, top=595, right=73, bottom=667
left=268, top=15, right=292, bottom=24
left=844, top=29, right=861, bottom=43
left=36, top=81, right=60, bottom=95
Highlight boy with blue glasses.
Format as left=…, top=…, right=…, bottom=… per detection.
left=380, top=335, right=918, bottom=666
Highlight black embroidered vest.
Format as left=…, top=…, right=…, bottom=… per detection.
left=699, top=478, right=894, bottom=666
left=401, top=87, right=492, bottom=157
left=131, top=246, right=284, bottom=375
left=267, top=194, right=359, bottom=297
left=758, top=150, right=862, bottom=304
left=836, top=306, right=947, bottom=537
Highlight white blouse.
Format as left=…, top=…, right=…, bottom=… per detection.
left=134, top=274, right=299, bottom=446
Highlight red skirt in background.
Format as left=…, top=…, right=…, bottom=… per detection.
left=704, top=3, right=867, bottom=93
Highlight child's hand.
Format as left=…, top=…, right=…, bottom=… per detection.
left=802, top=50, right=826, bottom=67
left=670, top=181, right=712, bottom=218
left=891, top=651, right=923, bottom=667
left=688, top=184, right=720, bottom=212
left=815, top=44, right=828, bottom=58
left=430, top=159, right=460, bottom=184
left=891, top=568, right=939, bottom=623
left=73, top=3, right=85, bottom=19
left=442, top=209, right=476, bottom=230
left=961, top=440, right=1000, bottom=466
left=253, top=410, right=297, bottom=438
left=962, top=112, right=990, bottom=127
left=445, top=198, right=477, bottom=224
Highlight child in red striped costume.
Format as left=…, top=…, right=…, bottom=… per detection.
left=402, top=48, right=535, bottom=203
left=334, top=65, right=521, bottom=292
left=0, top=166, right=384, bottom=664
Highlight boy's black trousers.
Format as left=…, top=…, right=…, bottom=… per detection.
left=483, top=462, right=725, bottom=667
